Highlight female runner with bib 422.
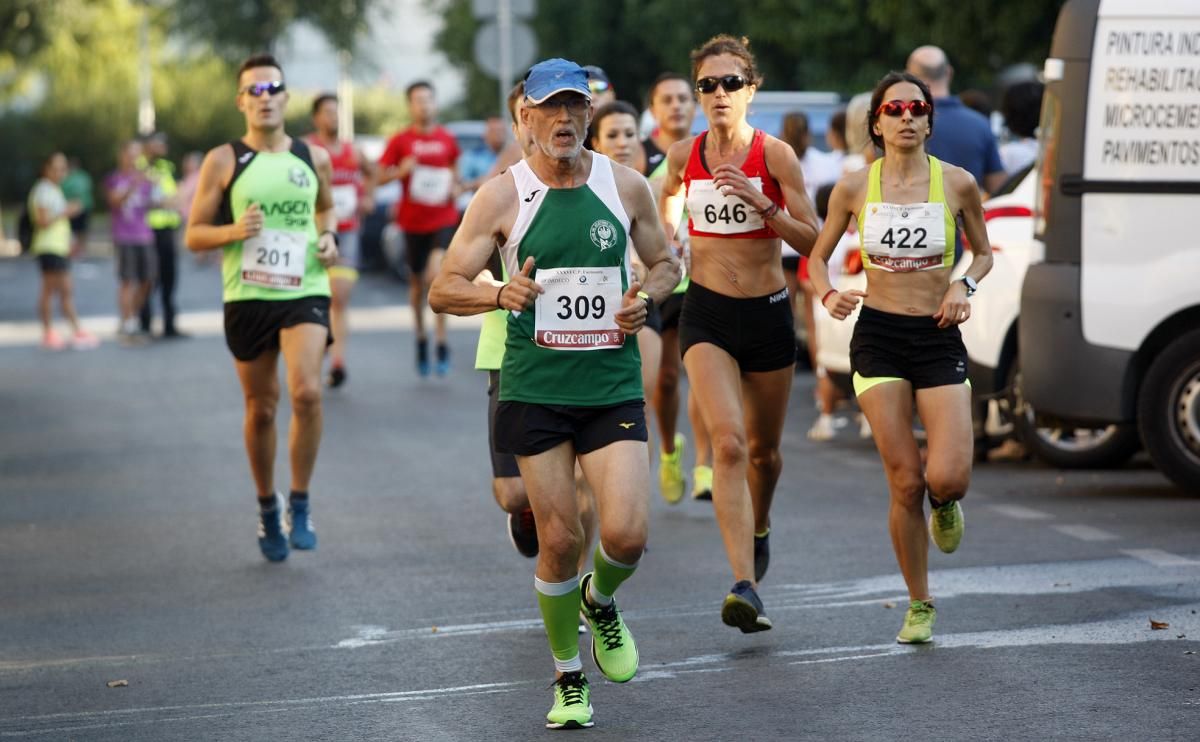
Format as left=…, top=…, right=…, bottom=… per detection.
left=807, top=71, right=992, bottom=645
left=659, top=35, right=819, bottom=633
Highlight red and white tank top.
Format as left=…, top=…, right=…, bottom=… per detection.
left=684, top=129, right=784, bottom=240
left=306, top=136, right=362, bottom=232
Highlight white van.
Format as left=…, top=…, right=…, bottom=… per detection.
left=1021, top=0, right=1200, bottom=492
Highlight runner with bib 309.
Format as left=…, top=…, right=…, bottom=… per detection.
left=430, top=58, right=679, bottom=731
left=658, top=35, right=819, bottom=633
left=807, top=70, right=992, bottom=644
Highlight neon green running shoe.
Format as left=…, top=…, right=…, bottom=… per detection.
left=579, top=573, right=639, bottom=683
left=545, top=671, right=593, bottom=730
left=929, top=500, right=964, bottom=553
left=691, top=464, right=713, bottom=501
left=659, top=433, right=686, bottom=504
left=896, top=599, right=936, bottom=644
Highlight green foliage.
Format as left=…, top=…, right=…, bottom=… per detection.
left=167, top=0, right=378, bottom=58
left=432, top=0, right=1066, bottom=115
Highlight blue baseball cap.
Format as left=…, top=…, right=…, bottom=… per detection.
left=524, top=58, right=591, bottom=105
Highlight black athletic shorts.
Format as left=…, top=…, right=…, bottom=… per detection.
left=644, top=300, right=663, bottom=334
left=223, top=296, right=333, bottom=362
left=659, top=292, right=684, bottom=332
left=36, top=254, right=69, bottom=273
left=487, top=371, right=521, bottom=479
left=781, top=254, right=800, bottom=275
left=405, top=225, right=457, bottom=276
left=679, top=281, right=795, bottom=373
left=494, top=399, right=647, bottom=457
left=850, top=305, right=969, bottom=390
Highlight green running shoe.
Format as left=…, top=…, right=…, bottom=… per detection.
left=692, top=465, right=713, bottom=501
left=545, top=671, right=593, bottom=730
left=896, top=599, right=936, bottom=644
left=659, top=433, right=686, bottom=504
left=579, top=573, right=639, bottom=683
left=929, top=500, right=964, bottom=553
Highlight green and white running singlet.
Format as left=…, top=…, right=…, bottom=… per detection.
left=499, top=154, right=642, bottom=406
left=220, top=139, right=331, bottom=303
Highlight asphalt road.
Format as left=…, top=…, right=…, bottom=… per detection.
left=1, top=254, right=1198, bottom=741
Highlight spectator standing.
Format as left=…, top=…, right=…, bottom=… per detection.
left=141, top=132, right=186, bottom=338
left=105, top=140, right=156, bottom=343
left=457, top=116, right=506, bottom=210
left=29, top=152, right=99, bottom=350
left=60, top=157, right=93, bottom=258
left=906, top=46, right=1006, bottom=195
left=999, top=80, right=1044, bottom=176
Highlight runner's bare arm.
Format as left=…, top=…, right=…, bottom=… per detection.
left=808, top=175, right=867, bottom=321
left=356, top=144, right=377, bottom=215
left=657, top=138, right=692, bottom=242
left=762, top=137, right=820, bottom=255
left=185, top=145, right=255, bottom=252
left=430, top=175, right=536, bottom=316
left=617, top=165, right=681, bottom=304
left=952, top=167, right=993, bottom=286
left=311, top=146, right=339, bottom=267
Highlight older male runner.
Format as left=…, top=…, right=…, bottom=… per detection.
left=430, top=58, right=679, bottom=731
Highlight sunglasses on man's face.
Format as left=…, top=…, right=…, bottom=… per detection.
left=875, top=99, right=931, bottom=118
left=240, top=80, right=286, bottom=98
left=695, top=75, right=748, bottom=95
left=587, top=79, right=611, bottom=94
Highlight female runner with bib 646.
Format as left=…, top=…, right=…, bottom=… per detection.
left=659, top=35, right=819, bottom=633
left=807, top=71, right=993, bottom=645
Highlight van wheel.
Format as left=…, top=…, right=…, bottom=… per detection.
left=1137, top=330, right=1200, bottom=494
left=1010, top=362, right=1141, bottom=469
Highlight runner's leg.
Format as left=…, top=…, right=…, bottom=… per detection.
left=741, top=366, right=794, bottom=534
left=280, top=322, right=329, bottom=492
left=234, top=349, right=282, bottom=498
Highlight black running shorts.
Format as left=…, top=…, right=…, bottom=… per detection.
left=849, top=305, right=969, bottom=390
left=223, top=296, right=333, bottom=362
left=405, top=225, right=457, bottom=276
left=679, top=281, right=795, bottom=373
left=494, top=399, right=647, bottom=457
left=487, top=371, right=521, bottom=478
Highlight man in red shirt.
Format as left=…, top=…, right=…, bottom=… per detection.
left=306, top=93, right=375, bottom=388
left=376, top=81, right=461, bottom=376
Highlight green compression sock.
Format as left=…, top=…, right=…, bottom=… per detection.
left=535, top=574, right=583, bottom=673
left=589, top=543, right=639, bottom=605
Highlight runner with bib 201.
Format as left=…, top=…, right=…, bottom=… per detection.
left=807, top=71, right=993, bottom=644
left=186, top=54, right=339, bottom=562
left=430, top=59, right=679, bottom=731
left=658, top=35, right=819, bottom=634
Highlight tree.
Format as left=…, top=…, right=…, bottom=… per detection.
left=430, top=0, right=1067, bottom=115
left=166, top=0, right=383, bottom=58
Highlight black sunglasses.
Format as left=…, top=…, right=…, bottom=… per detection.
left=240, top=80, right=286, bottom=98
left=876, top=99, right=931, bottom=118
left=695, top=75, right=748, bottom=95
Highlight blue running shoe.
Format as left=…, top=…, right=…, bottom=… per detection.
left=416, top=338, right=431, bottom=377
left=435, top=343, right=450, bottom=377
left=257, top=497, right=289, bottom=562
left=287, top=499, right=317, bottom=550
left=754, top=529, right=770, bottom=582
left=721, top=580, right=772, bottom=633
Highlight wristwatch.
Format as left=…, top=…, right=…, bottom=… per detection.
left=960, top=276, right=978, bottom=297
left=637, top=290, right=654, bottom=313
left=321, top=230, right=340, bottom=248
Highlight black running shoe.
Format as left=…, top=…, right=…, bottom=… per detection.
left=508, top=507, right=538, bottom=558
left=721, top=580, right=772, bottom=633
left=327, top=365, right=347, bottom=388
left=754, top=529, right=770, bottom=582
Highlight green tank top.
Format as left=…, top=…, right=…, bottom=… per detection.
left=499, top=154, right=642, bottom=406
left=474, top=258, right=510, bottom=371
left=28, top=179, right=71, bottom=257
left=221, top=139, right=330, bottom=303
left=857, top=155, right=957, bottom=273
left=646, top=150, right=689, bottom=295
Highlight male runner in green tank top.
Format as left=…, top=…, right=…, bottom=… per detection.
left=185, top=54, right=339, bottom=562
left=431, top=59, right=679, bottom=731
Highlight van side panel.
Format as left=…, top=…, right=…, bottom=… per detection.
left=1021, top=262, right=1134, bottom=423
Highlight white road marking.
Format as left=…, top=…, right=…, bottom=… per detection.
left=987, top=504, right=1053, bottom=521
left=1051, top=524, right=1120, bottom=542
left=0, top=305, right=483, bottom=347
left=1122, top=549, right=1200, bottom=568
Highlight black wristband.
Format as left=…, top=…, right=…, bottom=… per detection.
left=321, top=230, right=339, bottom=248
left=496, top=284, right=505, bottom=309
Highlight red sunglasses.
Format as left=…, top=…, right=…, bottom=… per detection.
left=876, top=99, right=932, bottom=118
